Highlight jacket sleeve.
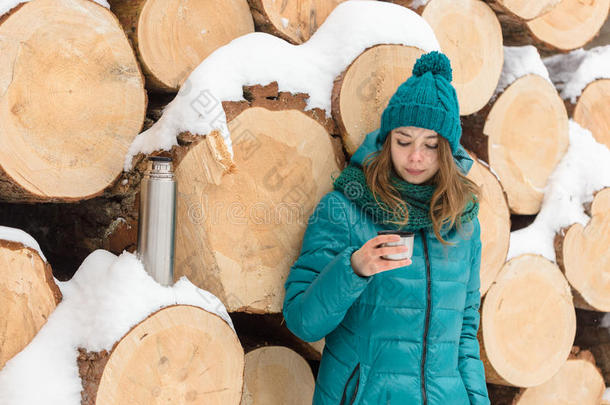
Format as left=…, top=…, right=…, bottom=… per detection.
left=459, top=218, right=491, bottom=405
left=282, top=191, right=372, bottom=342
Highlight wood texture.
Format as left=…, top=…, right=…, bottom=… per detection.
left=109, top=0, right=254, bottom=91
left=241, top=346, right=315, bottom=405
left=422, top=0, right=504, bottom=115
left=0, top=240, right=61, bottom=370
left=332, top=44, right=425, bottom=155
left=480, top=254, right=576, bottom=387
left=0, top=0, right=146, bottom=202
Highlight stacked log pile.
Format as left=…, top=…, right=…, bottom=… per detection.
left=0, top=0, right=608, bottom=403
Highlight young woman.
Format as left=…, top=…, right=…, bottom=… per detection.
left=283, top=51, right=490, bottom=405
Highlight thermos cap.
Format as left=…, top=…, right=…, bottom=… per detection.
left=147, top=156, right=174, bottom=178
left=377, top=230, right=414, bottom=236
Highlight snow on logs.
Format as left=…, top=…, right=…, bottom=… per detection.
left=480, top=254, right=576, bottom=387
left=0, top=233, right=61, bottom=371
left=108, top=0, right=254, bottom=92
left=0, top=0, right=146, bottom=202
left=80, top=305, right=244, bottom=405
left=543, top=46, right=610, bottom=151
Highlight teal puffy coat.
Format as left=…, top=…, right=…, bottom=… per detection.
left=282, top=130, right=490, bottom=404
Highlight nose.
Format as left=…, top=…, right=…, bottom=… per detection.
left=409, top=147, right=425, bottom=162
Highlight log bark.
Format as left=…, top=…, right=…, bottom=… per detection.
left=247, top=0, right=347, bottom=44
left=0, top=0, right=146, bottom=203
left=379, top=0, right=428, bottom=14
left=462, top=74, right=569, bottom=215
left=422, top=0, right=504, bottom=115
left=173, top=83, right=345, bottom=314
left=555, top=188, right=610, bottom=312
left=231, top=312, right=325, bottom=362
left=241, top=346, right=315, bottom=405
left=332, top=44, right=426, bottom=155
left=78, top=304, right=244, bottom=404
left=0, top=239, right=62, bottom=370
left=465, top=152, right=511, bottom=296
left=479, top=254, right=576, bottom=387
left=484, top=0, right=562, bottom=21
left=108, top=0, right=254, bottom=92
left=574, top=309, right=610, bottom=386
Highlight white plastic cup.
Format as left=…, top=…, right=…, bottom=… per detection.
left=377, top=230, right=414, bottom=261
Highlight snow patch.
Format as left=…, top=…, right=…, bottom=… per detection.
left=543, top=45, right=610, bottom=103
left=0, top=225, right=47, bottom=262
left=507, top=120, right=610, bottom=262
left=494, top=45, right=551, bottom=96
left=0, top=249, right=233, bottom=405
left=123, top=0, right=441, bottom=171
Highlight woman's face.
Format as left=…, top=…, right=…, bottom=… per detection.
left=390, top=126, right=440, bottom=184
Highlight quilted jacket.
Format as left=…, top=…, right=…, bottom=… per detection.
left=282, top=129, right=490, bottom=404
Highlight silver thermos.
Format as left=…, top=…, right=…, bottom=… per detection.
left=136, top=156, right=176, bottom=286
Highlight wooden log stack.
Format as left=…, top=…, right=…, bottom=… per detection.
left=0, top=0, right=609, bottom=404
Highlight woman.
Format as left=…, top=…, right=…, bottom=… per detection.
left=282, top=51, right=490, bottom=405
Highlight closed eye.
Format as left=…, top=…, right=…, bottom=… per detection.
left=397, top=141, right=438, bottom=149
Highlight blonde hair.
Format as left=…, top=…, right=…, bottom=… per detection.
left=362, top=132, right=481, bottom=245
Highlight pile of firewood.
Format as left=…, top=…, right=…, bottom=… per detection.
left=0, top=0, right=608, bottom=404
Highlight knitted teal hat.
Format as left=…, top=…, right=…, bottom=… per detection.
left=377, top=51, right=461, bottom=154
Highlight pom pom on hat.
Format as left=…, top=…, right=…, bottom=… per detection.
left=377, top=50, right=461, bottom=154
left=412, top=50, right=452, bottom=82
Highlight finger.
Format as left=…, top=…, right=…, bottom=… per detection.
left=372, top=234, right=401, bottom=248
left=374, top=245, right=409, bottom=257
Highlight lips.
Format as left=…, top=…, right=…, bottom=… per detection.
left=406, top=168, right=425, bottom=175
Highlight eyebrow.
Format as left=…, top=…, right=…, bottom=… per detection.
left=396, top=131, right=438, bottom=139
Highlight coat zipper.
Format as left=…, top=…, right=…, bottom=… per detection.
left=340, top=362, right=360, bottom=405
left=421, top=229, right=431, bottom=405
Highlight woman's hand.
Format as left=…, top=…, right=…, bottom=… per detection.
left=350, top=234, right=412, bottom=277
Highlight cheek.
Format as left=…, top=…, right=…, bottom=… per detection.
left=426, top=153, right=439, bottom=169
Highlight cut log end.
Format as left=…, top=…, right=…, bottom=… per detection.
left=0, top=240, right=61, bottom=370
left=0, top=0, right=146, bottom=202
left=174, top=106, right=343, bottom=313
left=526, top=0, right=610, bottom=51
left=481, top=254, right=576, bottom=387
left=574, top=79, right=610, bottom=151
left=332, top=44, right=425, bottom=156
left=422, top=0, right=503, bottom=115
left=248, top=0, right=347, bottom=44
left=81, top=305, right=244, bottom=405
left=465, top=153, right=510, bottom=295
left=483, top=74, right=569, bottom=215
left=513, top=348, right=605, bottom=404
left=560, top=188, right=610, bottom=312
left=241, top=346, right=315, bottom=404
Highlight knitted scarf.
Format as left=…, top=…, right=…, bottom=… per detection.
left=332, top=164, right=479, bottom=234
